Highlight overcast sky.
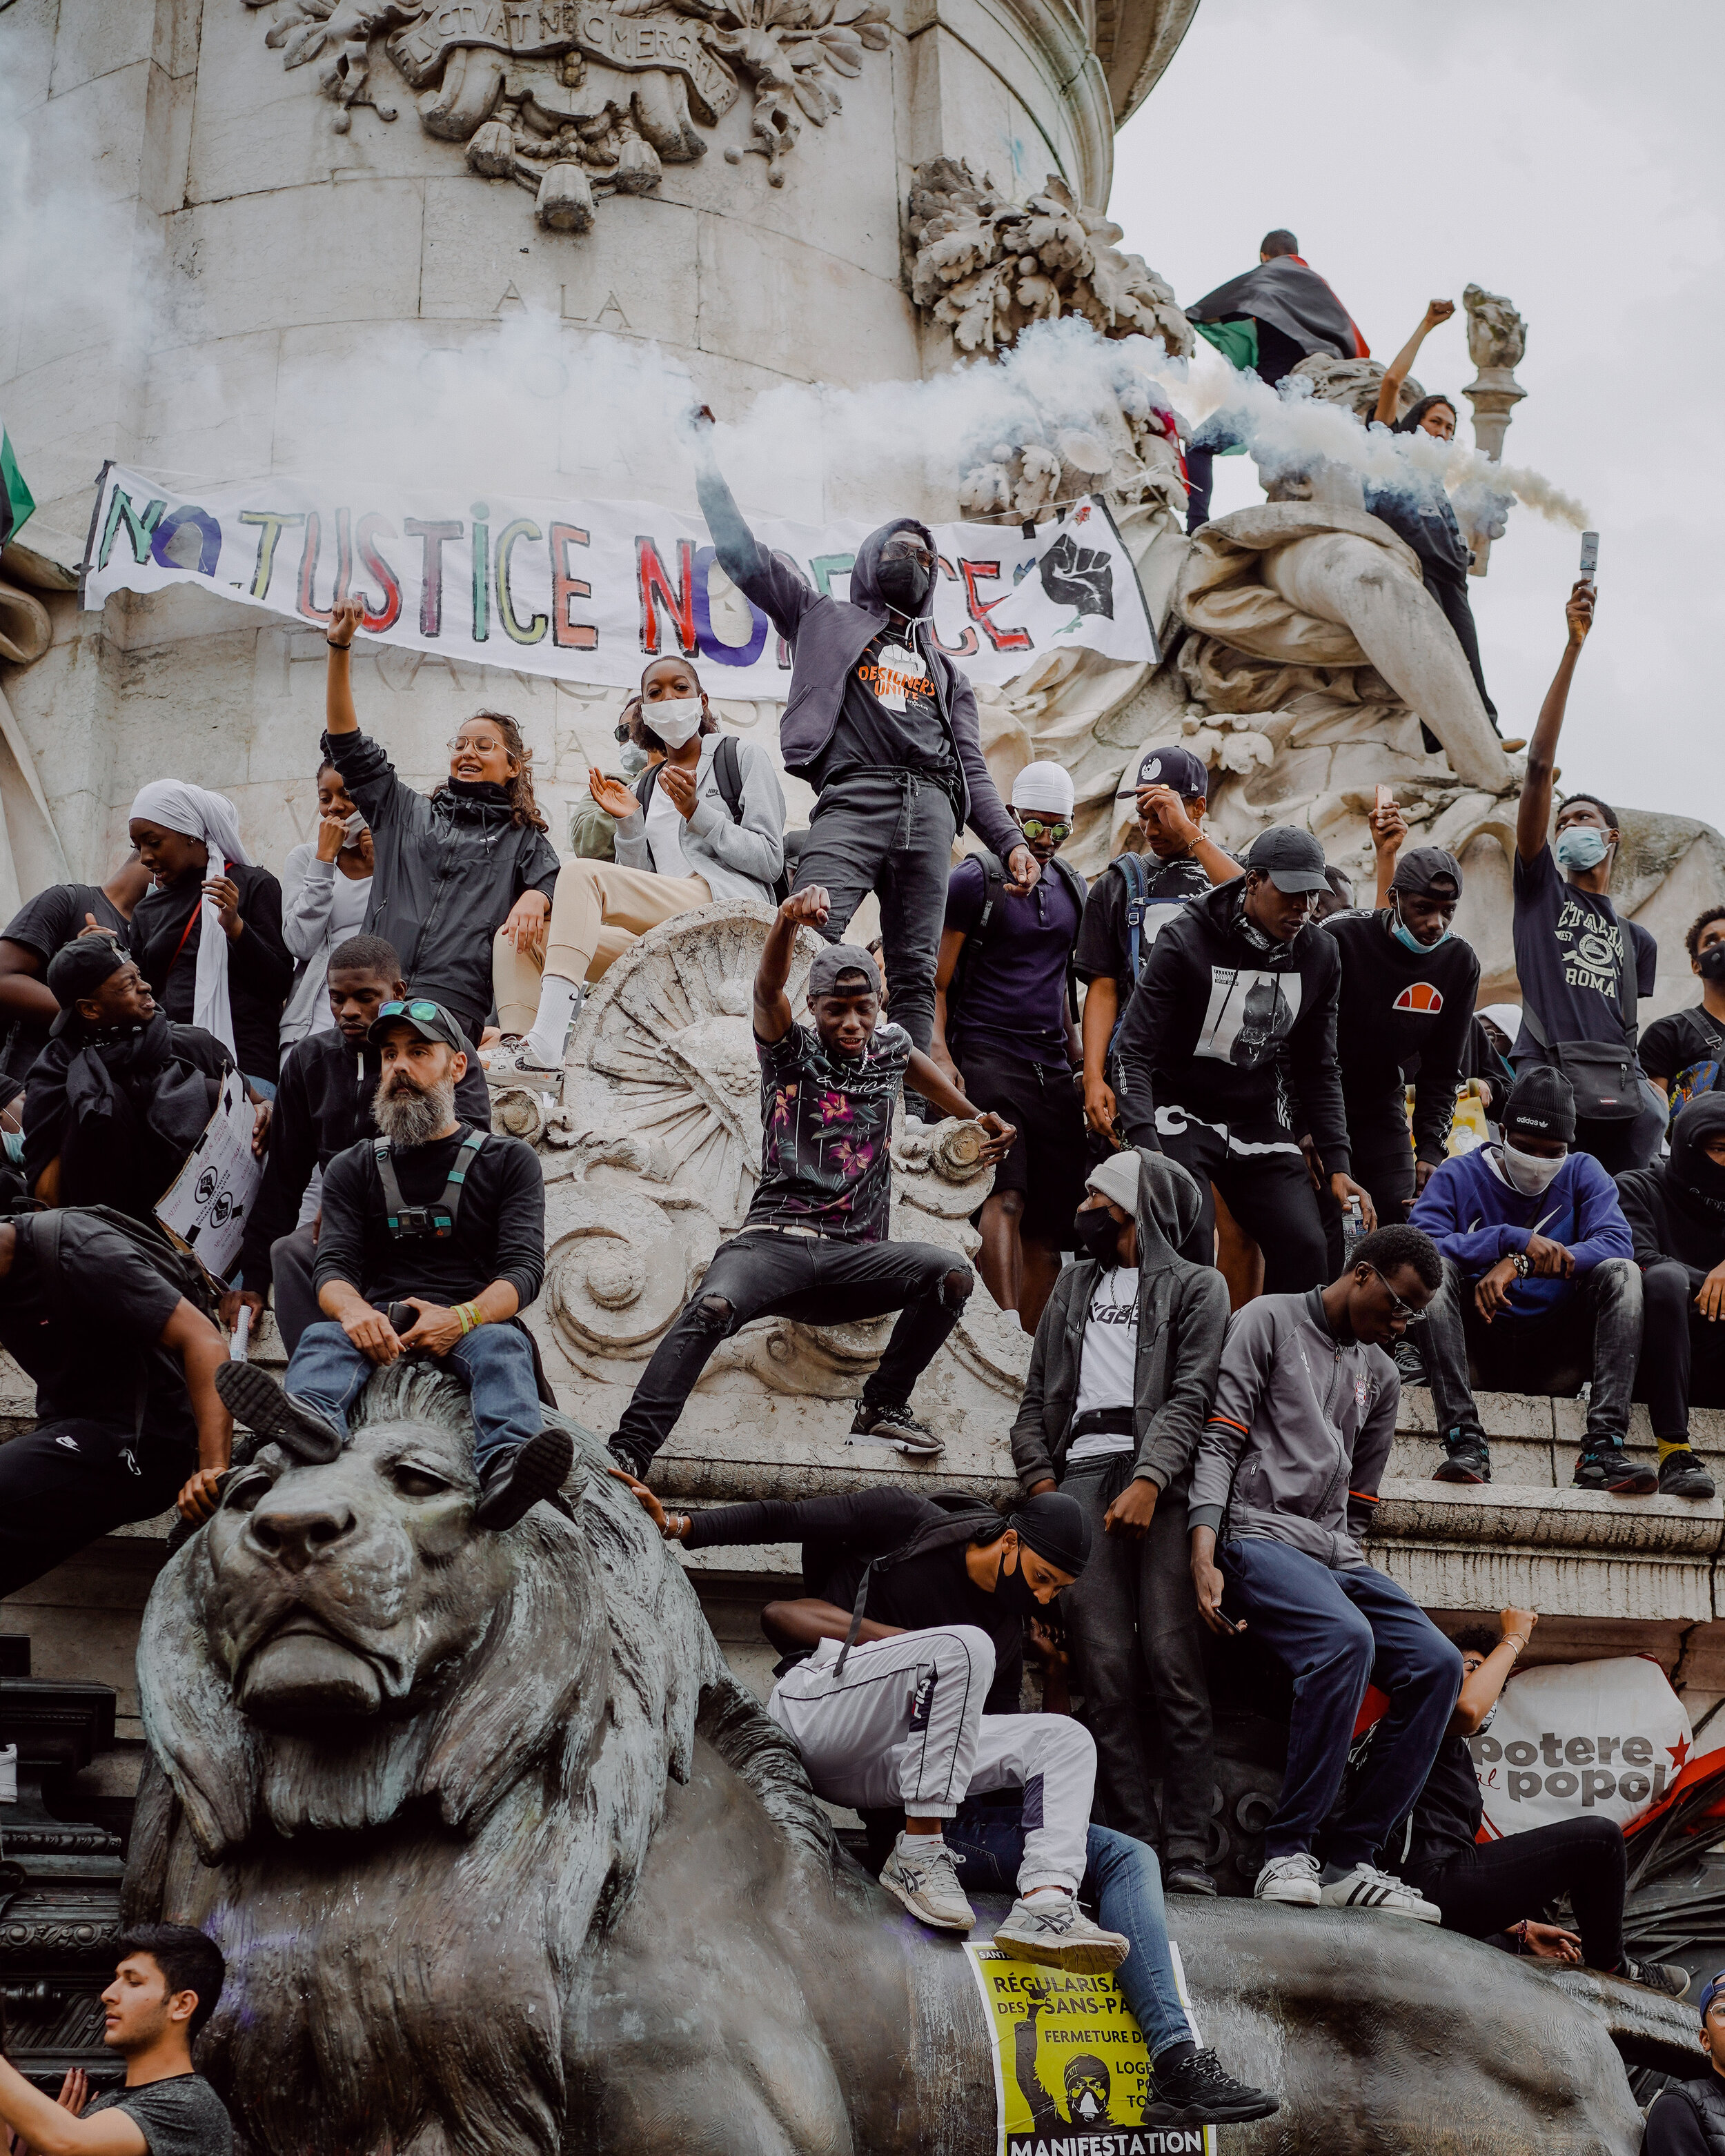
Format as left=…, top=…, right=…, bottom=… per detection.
left=1109, top=0, right=1724, bottom=828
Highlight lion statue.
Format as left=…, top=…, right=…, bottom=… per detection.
left=126, top=1363, right=1702, bottom=2155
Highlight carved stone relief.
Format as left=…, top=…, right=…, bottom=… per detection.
left=244, top=0, right=889, bottom=228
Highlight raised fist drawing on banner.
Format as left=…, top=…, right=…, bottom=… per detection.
left=1038, top=534, right=1114, bottom=619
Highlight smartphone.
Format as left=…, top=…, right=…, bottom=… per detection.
left=1213, top=1606, right=1244, bottom=1636
left=1579, top=530, right=1599, bottom=586
left=1374, top=783, right=1395, bottom=814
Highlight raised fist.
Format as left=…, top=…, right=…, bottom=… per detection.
left=1039, top=534, right=1114, bottom=620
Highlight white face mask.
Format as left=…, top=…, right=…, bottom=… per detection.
left=646, top=696, right=703, bottom=749
left=1500, top=1140, right=1566, bottom=1196
left=340, top=809, right=368, bottom=845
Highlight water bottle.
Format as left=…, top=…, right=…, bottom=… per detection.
left=1341, top=1196, right=1366, bottom=1269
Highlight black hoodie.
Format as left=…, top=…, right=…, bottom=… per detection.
left=693, top=459, right=1021, bottom=860
left=1617, top=1094, right=1725, bottom=1290
left=1114, top=879, right=1351, bottom=1169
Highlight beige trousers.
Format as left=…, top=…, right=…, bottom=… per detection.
left=492, top=860, right=711, bottom=1034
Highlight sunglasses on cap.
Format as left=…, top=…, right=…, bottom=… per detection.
left=379, top=1000, right=443, bottom=1022
left=1016, top=816, right=1071, bottom=843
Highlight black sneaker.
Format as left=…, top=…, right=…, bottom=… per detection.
left=1393, top=1338, right=1428, bottom=1388
left=1164, top=1864, right=1218, bottom=1897
left=475, top=1427, right=576, bottom=1529
left=1574, top=1438, right=1657, bottom=1496
left=1659, top=1449, right=1717, bottom=1501
left=1435, top=1430, right=1491, bottom=1484
left=607, top=1436, right=651, bottom=1482
left=850, top=1401, right=944, bottom=1456
left=1143, top=2048, right=1279, bottom=2128
left=214, top=1361, right=344, bottom=1465
left=1619, top=1956, right=1691, bottom=1999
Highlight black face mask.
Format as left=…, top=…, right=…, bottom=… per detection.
left=1700, top=945, right=1725, bottom=984
left=876, top=555, right=931, bottom=614
left=992, top=1546, right=1041, bottom=1615
left=1073, top=1207, right=1122, bottom=1268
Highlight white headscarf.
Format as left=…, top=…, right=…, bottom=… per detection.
left=129, top=781, right=253, bottom=1060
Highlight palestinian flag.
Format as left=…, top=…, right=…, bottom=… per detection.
left=1187, top=257, right=1370, bottom=366
left=0, top=422, right=34, bottom=549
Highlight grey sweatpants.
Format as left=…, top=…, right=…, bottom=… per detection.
left=768, top=1628, right=1096, bottom=1894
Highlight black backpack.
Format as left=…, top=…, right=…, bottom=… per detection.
left=636, top=735, right=793, bottom=904
left=831, top=1492, right=1004, bottom=1674
left=949, top=849, right=1087, bottom=1033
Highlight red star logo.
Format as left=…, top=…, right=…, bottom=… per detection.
left=1669, top=1736, right=1693, bottom=1769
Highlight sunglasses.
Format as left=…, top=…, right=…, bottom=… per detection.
left=379, top=1000, right=443, bottom=1024
left=1016, top=817, right=1072, bottom=843
left=1363, top=1263, right=1427, bottom=1323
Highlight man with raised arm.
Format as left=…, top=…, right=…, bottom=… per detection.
left=606, top=886, right=1016, bottom=1470
left=686, top=408, right=1038, bottom=1068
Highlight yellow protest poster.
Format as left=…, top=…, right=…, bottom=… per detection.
left=963, top=1943, right=1216, bottom=2156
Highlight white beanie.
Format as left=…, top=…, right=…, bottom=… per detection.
left=1011, top=760, right=1075, bottom=816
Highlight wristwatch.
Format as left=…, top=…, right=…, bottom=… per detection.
left=1512, top=1252, right=1532, bottom=1278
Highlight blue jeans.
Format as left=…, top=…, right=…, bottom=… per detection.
left=285, top=1319, right=541, bottom=1472
left=1220, top=1538, right=1461, bottom=1869
left=245, top=1076, right=279, bottom=1101
left=945, top=1803, right=1196, bottom=2059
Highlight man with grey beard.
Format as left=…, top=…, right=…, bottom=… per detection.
left=216, top=999, right=570, bottom=1528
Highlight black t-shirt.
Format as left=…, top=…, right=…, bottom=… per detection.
left=1073, top=849, right=1230, bottom=1006
left=0, top=1211, right=193, bottom=1452
left=0, top=881, right=129, bottom=1088
left=811, top=623, right=956, bottom=793
left=86, top=2072, right=233, bottom=2155
left=1510, top=845, right=1657, bottom=1059
left=1642, top=1005, right=1725, bottom=1103
left=313, top=1127, right=546, bottom=1310
left=131, top=864, right=293, bottom=1085
left=1402, top=1730, right=1484, bottom=1883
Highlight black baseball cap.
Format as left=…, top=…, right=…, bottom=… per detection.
left=46, top=938, right=127, bottom=1011
left=368, top=998, right=469, bottom=1054
left=807, top=944, right=882, bottom=999
left=1393, top=845, right=1464, bottom=899
left=1121, top=744, right=1209, bottom=801
left=1246, top=825, right=1330, bottom=894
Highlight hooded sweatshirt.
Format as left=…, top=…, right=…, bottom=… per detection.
left=1190, top=1289, right=1398, bottom=1572
left=693, top=458, right=1021, bottom=861
left=1617, top=1094, right=1725, bottom=1292
left=1011, top=1151, right=1230, bottom=1493
left=1408, top=1144, right=1633, bottom=1318
left=1113, top=878, right=1351, bottom=1167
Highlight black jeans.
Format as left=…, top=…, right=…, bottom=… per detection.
left=1408, top=1814, right=1626, bottom=1971
left=1421, top=560, right=1497, bottom=726
left=1157, top=1110, right=1329, bottom=1294
left=0, top=1416, right=191, bottom=1598
left=1420, top=1255, right=1643, bottom=1445
left=793, top=769, right=957, bottom=1054
left=1321, top=1101, right=1417, bottom=1272
left=1058, top=1454, right=1215, bottom=1868
left=1574, top=1098, right=1666, bottom=1176
left=270, top=1223, right=322, bottom=1357
left=611, top=1226, right=972, bottom=1470
left=1638, top=1260, right=1725, bottom=1442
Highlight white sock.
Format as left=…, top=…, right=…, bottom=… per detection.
left=522, top=974, right=581, bottom=1067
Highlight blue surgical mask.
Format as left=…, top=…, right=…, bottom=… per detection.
left=1390, top=901, right=1450, bottom=954
left=1, top=1127, right=22, bottom=1167
left=1554, top=825, right=1610, bottom=873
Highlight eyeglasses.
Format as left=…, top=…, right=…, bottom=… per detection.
left=1363, top=1264, right=1428, bottom=1323
left=379, top=1000, right=442, bottom=1023
left=1017, top=818, right=1071, bottom=843
left=446, top=734, right=509, bottom=755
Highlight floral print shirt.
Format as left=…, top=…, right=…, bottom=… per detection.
left=745, top=1019, right=911, bottom=1243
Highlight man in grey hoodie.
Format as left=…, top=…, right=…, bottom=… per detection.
left=1013, top=1147, right=1229, bottom=1896
left=688, top=411, right=1038, bottom=1059
left=1188, top=1223, right=1462, bottom=1921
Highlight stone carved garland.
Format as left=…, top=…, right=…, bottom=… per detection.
left=243, top=0, right=887, bottom=226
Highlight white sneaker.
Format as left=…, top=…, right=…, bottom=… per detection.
left=993, top=1891, right=1129, bottom=1972
left=1254, top=1852, right=1322, bottom=1907
left=879, top=1834, right=975, bottom=1932
left=1318, top=1861, right=1441, bottom=1921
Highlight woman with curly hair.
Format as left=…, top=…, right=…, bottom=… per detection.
left=321, top=593, right=561, bottom=1044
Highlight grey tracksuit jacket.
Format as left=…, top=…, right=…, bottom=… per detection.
left=1010, top=1152, right=1230, bottom=1494
left=1189, top=1287, right=1399, bottom=1572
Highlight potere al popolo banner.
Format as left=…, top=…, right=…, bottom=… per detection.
left=81, top=464, right=1156, bottom=698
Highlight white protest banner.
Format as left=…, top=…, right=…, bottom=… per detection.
left=1470, top=1655, right=1693, bottom=1838
left=80, top=464, right=1155, bottom=698
left=155, top=1067, right=262, bottom=1283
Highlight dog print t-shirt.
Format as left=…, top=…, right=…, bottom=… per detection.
left=746, top=1019, right=911, bottom=1243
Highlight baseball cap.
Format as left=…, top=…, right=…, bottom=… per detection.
left=1245, top=825, right=1330, bottom=895
left=807, top=944, right=882, bottom=999
left=46, top=938, right=127, bottom=1011
left=1503, top=1066, right=1577, bottom=1145
left=1699, top=1969, right=1725, bottom=2022
left=1121, top=744, right=1209, bottom=801
left=1393, top=845, right=1464, bottom=899
left=368, top=998, right=469, bottom=1054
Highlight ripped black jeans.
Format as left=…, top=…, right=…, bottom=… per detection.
left=609, top=1225, right=973, bottom=1473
